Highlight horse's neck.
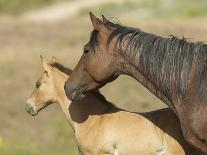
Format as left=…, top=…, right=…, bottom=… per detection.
left=57, top=92, right=112, bottom=131
left=119, top=50, right=177, bottom=113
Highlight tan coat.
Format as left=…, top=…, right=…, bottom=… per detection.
left=25, top=57, right=200, bottom=155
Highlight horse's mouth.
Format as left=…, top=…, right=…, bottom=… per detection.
left=67, top=89, right=86, bottom=101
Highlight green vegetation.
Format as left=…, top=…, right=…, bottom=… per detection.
left=79, top=1, right=139, bottom=17
left=0, top=143, right=78, bottom=155
left=0, top=116, right=79, bottom=155
left=0, top=0, right=206, bottom=17
left=79, top=0, right=207, bottom=18
left=154, top=0, right=207, bottom=18
left=0, top=0, right=70, bottom=14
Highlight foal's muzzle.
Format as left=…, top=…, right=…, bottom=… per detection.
left=25, top=102, right=37, bottom=116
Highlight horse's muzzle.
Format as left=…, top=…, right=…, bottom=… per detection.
left=69, top=90, right=85, bottom=101
left=64, top=83, right=85, bottom=101
left=25, top=102, right=37, bottom=116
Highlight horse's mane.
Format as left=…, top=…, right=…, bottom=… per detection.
left=92, top=20, right=207, bottom=102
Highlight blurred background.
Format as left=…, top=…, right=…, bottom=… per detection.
left=0, top=0, right=207, bottom=154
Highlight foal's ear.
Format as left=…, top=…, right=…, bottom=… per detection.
left=90, top=12, right=106, bottom=32
left=40, top=55, right=52, bottom=73
left=51, top=56, right=59, bottom=64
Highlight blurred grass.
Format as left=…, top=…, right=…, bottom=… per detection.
left=1, top=0, right=207, bottom=17
left=0, top=0, right=207, bottom=155
left=0, top=0, right=70, bottom=14
left=0, top=114, right=79, bottom=155
left=79, top=0, right=207, bottom=18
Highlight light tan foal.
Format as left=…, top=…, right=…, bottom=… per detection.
left=25, top=57, right=200, bottom=155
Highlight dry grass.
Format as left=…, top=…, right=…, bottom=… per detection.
left=1, top=14, right=207, bottom=154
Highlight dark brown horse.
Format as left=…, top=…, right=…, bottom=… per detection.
left=65, top=12, right=207, bottom=153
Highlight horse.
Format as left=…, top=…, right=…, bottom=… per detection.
left=64, top=12, right=207, bottom=153
left=25, top=56, right=200, bottom=155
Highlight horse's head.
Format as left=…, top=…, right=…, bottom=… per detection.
left=65, top=12, right=123, bottom=101
left=25, top=56, right=68, bottom=116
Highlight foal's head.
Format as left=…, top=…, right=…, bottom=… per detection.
left=25, top=56, right=69, bottom=116
left=65, top=12, right=124, bottom=101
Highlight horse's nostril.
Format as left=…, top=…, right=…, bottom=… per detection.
left=68, top=90, right=86, bottom=101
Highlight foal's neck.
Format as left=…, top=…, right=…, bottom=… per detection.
left=56, top=91, right=75, bottom=128
left=57, top=83, right=112, bottom=130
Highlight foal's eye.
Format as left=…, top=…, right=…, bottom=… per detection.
left=36, top=81, right=41, bottom=89
left=84, top=48, right=89, bottom=54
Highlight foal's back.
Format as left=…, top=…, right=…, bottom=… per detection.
left=75, top=96, right=199, bottom=155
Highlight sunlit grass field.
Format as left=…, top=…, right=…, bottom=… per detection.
left=79, top=0, right=207, bottom=18
left=1, top=0, right=207, bottom=155
left=0, top=0, right=70, bottom=14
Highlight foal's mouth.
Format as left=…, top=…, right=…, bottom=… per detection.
left=25, top=103, right=38, bottom=116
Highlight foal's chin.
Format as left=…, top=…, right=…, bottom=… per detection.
left=28, top=111, right=38, bottom=116
left=25, top=106, right=38, bottom=116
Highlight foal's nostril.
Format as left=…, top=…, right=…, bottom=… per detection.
left=25, top=102, right=32, bottom=111
left=25, top=103, right=37, bottom=116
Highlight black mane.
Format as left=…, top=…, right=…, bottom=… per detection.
left=106, top=22, right=207, bottom=102
left=51, top=62, right=72, bottom=75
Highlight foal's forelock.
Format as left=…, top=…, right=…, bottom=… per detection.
left=106, top=23, right=207, bottom=102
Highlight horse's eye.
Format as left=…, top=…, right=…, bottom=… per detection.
left=36, top=81, right=41, bottom=89
left=84, top=49, right=89, bottom=54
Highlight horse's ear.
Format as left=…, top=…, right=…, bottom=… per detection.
left=40, top=55, right=52, bottom=73
left=102, top=14, right=109, bottom=24
left=89, top=12, right=105, bottom=32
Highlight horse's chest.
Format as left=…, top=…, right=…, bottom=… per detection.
left=181, top=105, right=207, bottom=139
